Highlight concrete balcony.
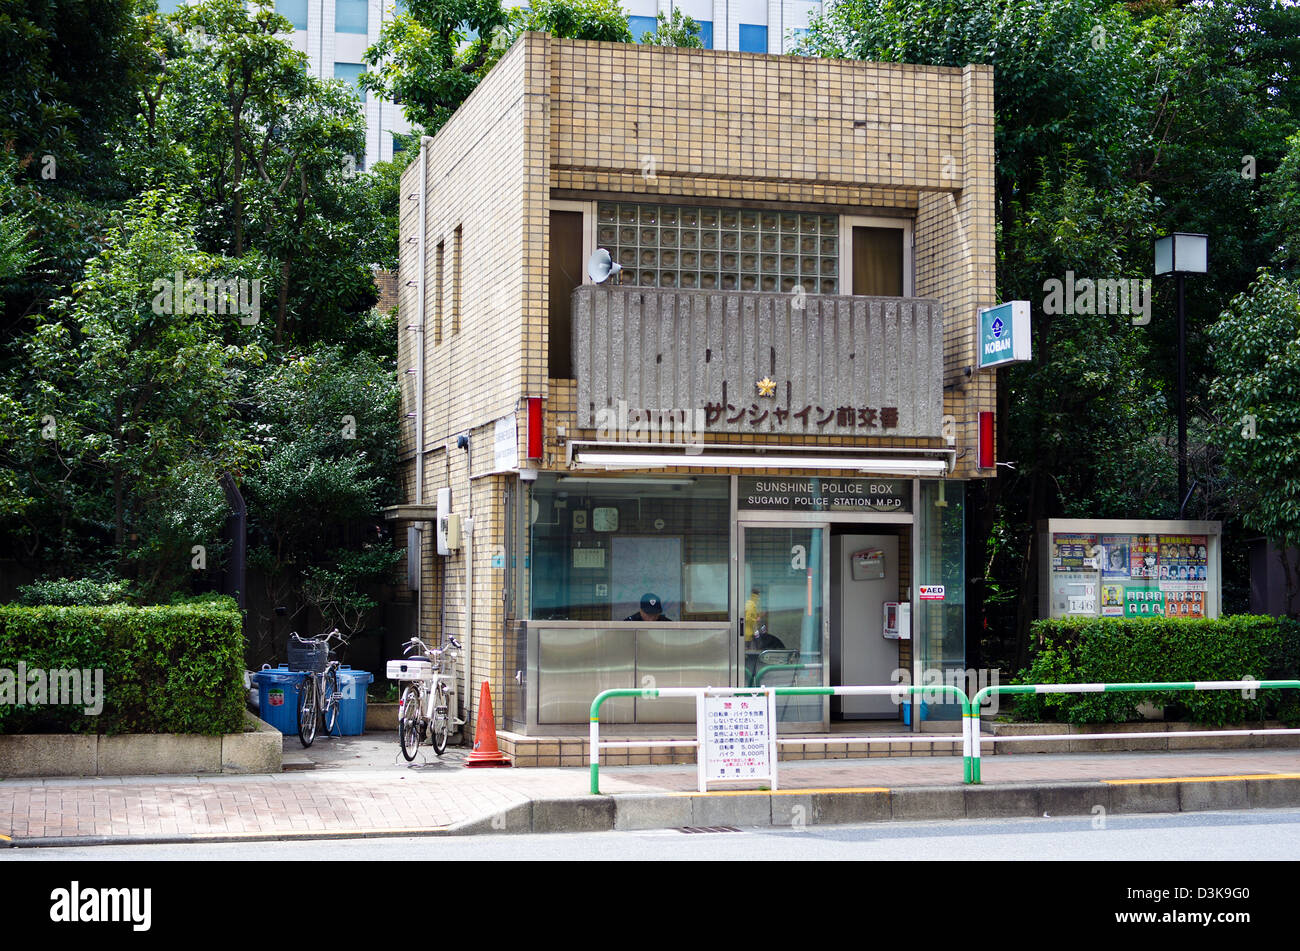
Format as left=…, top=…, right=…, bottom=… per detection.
left=571, top=285, right=945, bottom=440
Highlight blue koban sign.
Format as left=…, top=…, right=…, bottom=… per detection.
left=978, top=301, right=1032, bottom=369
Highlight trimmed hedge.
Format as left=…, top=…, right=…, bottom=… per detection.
left=1013, top=615, right=1300, bottom=725
left=0, top=603, right=246, bottom=735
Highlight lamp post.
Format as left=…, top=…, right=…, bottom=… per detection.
left=1154, top=232, right=1208, bottom=517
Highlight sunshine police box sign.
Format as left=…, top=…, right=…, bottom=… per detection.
left=739, top=477, right=911, bottom=513
left=978, top=301, right=1032, bottom=370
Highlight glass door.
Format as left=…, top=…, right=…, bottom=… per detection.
left=739, top=524, right=828, bottom=731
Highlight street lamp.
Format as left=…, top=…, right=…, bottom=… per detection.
left=1154, top=232, right=1208, bottom=517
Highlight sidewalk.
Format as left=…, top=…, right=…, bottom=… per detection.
left=2, top=738, right=1298, bottom=847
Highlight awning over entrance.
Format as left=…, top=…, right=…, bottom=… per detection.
left=566, top=440, right=952, bottom=477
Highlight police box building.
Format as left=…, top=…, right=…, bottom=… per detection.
left=389, top=33, right=997, bottom=764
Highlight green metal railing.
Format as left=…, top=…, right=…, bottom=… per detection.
left=967, top=679, right=1300, bottom=784
left=589, top=683, right=974, bottom=794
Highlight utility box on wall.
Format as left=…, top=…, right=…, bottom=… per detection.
left=1038, top=519, right=1223, bottom=620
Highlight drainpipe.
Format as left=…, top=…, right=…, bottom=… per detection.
left=458, top=433, right=474, bottom=722
left=415, top=138, right=430, bottom=508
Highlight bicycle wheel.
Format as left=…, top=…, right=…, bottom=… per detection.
left=297, top=675, right=318, bottom=747
left=430, top=681, right=450, bottom=756
left=398, top=684, right=423, bottom=761
left=323, top=665, right=341, bottom=737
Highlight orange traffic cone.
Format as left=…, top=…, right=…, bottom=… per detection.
left=465, top=680, right=511, bottom=768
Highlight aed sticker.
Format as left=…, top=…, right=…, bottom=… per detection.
left=269, top=688, right=285, bottom=707
left=919, top=585, right=946, bottom=601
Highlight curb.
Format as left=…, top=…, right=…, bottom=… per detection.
left=8, top=776, right=1300, bottom=846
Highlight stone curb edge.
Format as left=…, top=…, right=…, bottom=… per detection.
left=8, top=775, right=1300, bottom=847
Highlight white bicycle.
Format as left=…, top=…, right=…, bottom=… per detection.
left=388, top=634, right=463, bottom=760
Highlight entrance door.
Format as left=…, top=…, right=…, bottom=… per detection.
left=739, top=524, right=828, bottom=731
left=831, top=534, right=899, bottom=717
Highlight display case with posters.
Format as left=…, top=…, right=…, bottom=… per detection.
left=1038, top=519, right=1221, bottom=620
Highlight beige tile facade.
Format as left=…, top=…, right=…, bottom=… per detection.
left=396, top=34, right=996, bottom=747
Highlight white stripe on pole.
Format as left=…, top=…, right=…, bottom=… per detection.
left=1035, top=683, right=1106, bottom=693
left=990, top=729, right=1300, bottom=743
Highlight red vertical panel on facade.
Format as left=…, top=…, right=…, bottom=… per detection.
left=978, top=411, right=995, bottom=469
left=527, top=397, right=543, bottom=459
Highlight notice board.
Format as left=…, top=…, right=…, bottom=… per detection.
left=699, top=691, right=776, bottom=790
left=1039, top=519, right=1221, bottom=620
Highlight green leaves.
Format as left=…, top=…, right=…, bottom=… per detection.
left=0, top=603, right=245, bottom=735
left=1015, top=615, right=1300, bottom=725
left=1209, top=271, right=1300, bottom=568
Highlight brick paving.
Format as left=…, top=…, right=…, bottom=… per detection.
left=2, top=746, right=1298, bottom=842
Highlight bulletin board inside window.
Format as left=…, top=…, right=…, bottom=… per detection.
left=1038, top=519, right=1221, bottom=620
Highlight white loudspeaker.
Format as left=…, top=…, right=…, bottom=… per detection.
left=588, top=248, right=623, bottom=284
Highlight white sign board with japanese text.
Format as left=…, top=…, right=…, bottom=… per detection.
left=697, top=689, right=778, bottom=792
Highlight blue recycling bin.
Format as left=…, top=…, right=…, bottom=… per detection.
left=902, top=700, right=929, bottom=726
left=252, top=666, right=307, bottom=735
left=335, top=667, right=374, bottom=736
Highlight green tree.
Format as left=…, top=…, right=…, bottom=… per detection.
left=361, top=0, right=630, bottom=135
left=242, top=343, right=399, bottom=657
left=638, top=8, right=703, bottom=47
left=9, top=190, right=265, bottom=594
left=1208, top=271, right=1300, bottom=616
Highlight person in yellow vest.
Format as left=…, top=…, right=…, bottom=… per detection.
left=744, top=587, right=762, bottom=643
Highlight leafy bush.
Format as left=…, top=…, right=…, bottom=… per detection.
left=0, top=603, right=245, bottom=735
left=1013, top=616, right=1300, bottom=725
left=15, top=578, right=131, bottom=607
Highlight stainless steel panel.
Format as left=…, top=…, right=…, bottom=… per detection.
left=573, top=286, right=944, bottom=439
left=634, top=626, right=731, bottom=722
left=537, top=628, right=635, bottom=724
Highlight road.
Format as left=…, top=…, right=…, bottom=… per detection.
left=4, top=807, right=1299, bottom=860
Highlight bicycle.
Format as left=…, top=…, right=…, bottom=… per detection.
left=388, top=634, right=462, bottom=761
left=288, top=629, right=346, bottom=748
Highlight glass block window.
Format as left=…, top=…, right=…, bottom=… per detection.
left=595, top=202, right=839, bottom=294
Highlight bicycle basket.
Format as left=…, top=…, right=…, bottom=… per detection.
left=287, top=637, right=329, bottom=673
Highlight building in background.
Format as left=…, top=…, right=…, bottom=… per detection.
left=388, top=33, right=996, bottom=764
left=156, top=0, right=829, bottom=171
left=158, top=0, right=413, bottom=170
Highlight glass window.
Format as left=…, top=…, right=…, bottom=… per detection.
left=852, top=226, right=904, bottom=296
left=334, top=62, right=366, bottom=100
left=596, top=200, right=839, bottom=294
left=628, top=15, right=658, bottom=42
left=157, top=0, right=185, bottom=13
left=335, top=0, right=368, bottom=33
left=528, top=475, right=730, bottom=622
left=915, top=480, right=965, bottom=721
left=277, top=0, right=307, bottom=29
left=697, top=20, right=713, bottom=49
left=739, top=23, right=767, bottom=53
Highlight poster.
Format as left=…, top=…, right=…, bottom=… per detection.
left=1101, top=535, right=1132, bottom=579
left=1125, top=587, right=1164, bottom=617
left=1052, top=534, right=1100, bottom=572
left=1101, top=584, right=1125, bottom=616
left=1129, top=536, right=1159, bottom=579
left=1164, top=590, right=1205, bottom=618
left=1157, top=535, right=1207, bottom=581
